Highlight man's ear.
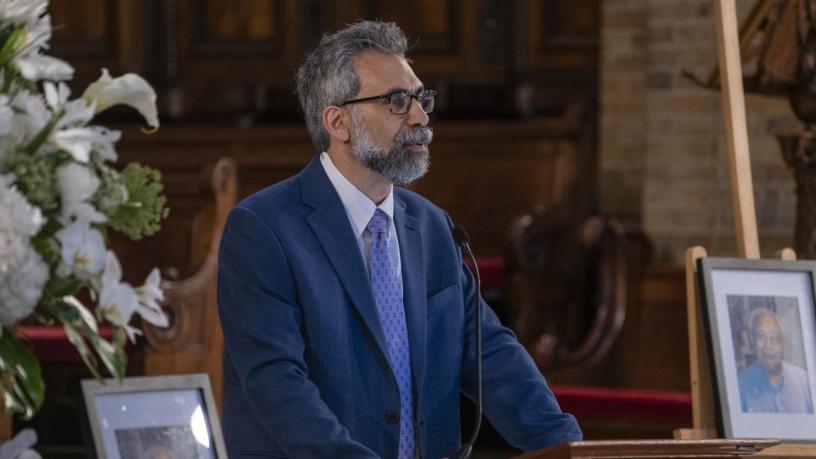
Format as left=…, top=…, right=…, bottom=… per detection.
left=322, top=106, right=351, bottom=143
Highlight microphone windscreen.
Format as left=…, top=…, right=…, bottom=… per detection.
left=452, top=225, right=470, bottom=245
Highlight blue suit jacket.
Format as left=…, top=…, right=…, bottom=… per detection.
left=217, top=156, right=581, bottom=458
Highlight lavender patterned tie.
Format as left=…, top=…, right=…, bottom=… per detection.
left=367, top=209, right=414, bottom=459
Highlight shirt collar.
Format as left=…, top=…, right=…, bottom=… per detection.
left=320, top=152, right=394, bottom=238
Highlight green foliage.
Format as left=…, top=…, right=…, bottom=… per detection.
left=108, top=163, right=168, bottom=240
left=0, top=24, right=24, bottom=70
left=0, top=328, right=44, bottom=420
left=44, top=299, right=127, bottom=382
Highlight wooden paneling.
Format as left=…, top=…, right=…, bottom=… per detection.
left=198, top=0, right=279, bottom=46
left=525, top=0, right=599, bottom=112
left=48, top=0, right=598, bottom=120
left=170, top=0, right=301, bottom=118
left=49, top=0, right=144, bottom=88
left=369, top=0, right=457, bottom=53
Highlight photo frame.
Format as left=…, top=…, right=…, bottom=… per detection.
left=698, top=257, right=816, bottom=441
left=81, top=373, right=227, bottom=459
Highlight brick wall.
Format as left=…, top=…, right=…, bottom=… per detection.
left=600, top=0, right=799, bottom=264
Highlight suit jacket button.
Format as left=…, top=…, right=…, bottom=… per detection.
left=385, top=411, right=400, bottom=425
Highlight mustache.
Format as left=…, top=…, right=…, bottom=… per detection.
left=396, top=126, right=433, bottom=145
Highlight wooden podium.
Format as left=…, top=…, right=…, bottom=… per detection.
left=511, top=439, right=780, bottom=459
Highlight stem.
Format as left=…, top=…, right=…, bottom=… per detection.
left=24, top=108, right=63, bottom=154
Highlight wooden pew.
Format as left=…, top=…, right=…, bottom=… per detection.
left=141, top=157, right=238, bottom=410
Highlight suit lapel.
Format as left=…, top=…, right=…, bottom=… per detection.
left=394, top=194, right=427, bottom=406
left=300, top=158, right=390, bottom=363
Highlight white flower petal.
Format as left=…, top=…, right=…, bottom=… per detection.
left=44, top=82, right=59, bottom=109
left=89, top=126, right=121, bottom=161
left=57, top=99, right=95, bottom=129
left=11, top=90, right=50, bottom=137
left=101, top=251, right=123, bottom=285
left=56, top=162, right=99, bottom=204
left=0, top=0, right=47, bottom=25
left=16, top=54, right=74, bottom=82
left=51, top=128, right=96, bottom=162
left=99, top=282, right=139, bottom=327
left=137, top=268, right=164, bottom=305
left=82, top=69, right=159, bottom=130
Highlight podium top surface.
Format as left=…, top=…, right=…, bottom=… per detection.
left=511, top=438, right=781, bottom=459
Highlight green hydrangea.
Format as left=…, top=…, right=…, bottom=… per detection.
left=108, top=163, right=168, bottom=240
left=4, top=151, right=59, bottom=212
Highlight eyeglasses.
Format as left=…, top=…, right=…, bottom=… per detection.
left=341, top=89, right=437, bottom=115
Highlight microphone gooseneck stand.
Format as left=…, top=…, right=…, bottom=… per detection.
left=451, top=226, right=482, bottom=459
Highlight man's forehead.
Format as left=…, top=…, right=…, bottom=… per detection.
left=756, top=314, right=781, bottom=331
left=352, top=52, right=423, bottom=93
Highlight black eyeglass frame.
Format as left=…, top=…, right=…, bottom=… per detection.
left=340, top=89, right=437, bottom=115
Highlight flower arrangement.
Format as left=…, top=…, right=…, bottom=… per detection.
left=0, top=0, right=168, bottom=418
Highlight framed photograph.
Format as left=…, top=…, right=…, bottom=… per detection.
left=698, top=257, right=816, bottom=441
left=81, top=373, right=227, bottom=459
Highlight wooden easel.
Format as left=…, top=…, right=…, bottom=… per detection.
left=674, top=1, right=816, bottom=456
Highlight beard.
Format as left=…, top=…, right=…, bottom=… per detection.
left=349, top=109, right=433, bottom=185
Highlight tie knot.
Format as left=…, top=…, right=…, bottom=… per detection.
left=367, top=209, right=389, bottom=235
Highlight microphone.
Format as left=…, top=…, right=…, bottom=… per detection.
left=451, top=225, right=482, bottom=459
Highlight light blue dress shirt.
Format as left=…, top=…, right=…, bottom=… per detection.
left=738, top=360, right=814, bottom=413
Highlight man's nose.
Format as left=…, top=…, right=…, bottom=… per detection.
left=406, top=97, right=429, bottom=127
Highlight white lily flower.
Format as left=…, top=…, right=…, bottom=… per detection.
left=16, top=54, right=74, bottom=82
left=55, top=162, right=106, bottom=223
left=82, top=69, right=159, bottom=130
left=98, top=252, right=168, bottom=342
left=56, top=220, right=106, bottom=279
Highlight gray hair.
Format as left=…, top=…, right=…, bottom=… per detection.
left=295, top=20, right=409, bottom=151
left=749, top=307, right=781, bottom=338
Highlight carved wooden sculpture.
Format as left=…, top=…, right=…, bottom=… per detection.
left=142, top=157, right=238, bottom=410
left=688, top=0, right=816, bottom=258
left=505, top=202, right=651, bottom=384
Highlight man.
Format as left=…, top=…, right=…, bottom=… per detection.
left=217, top=20, right=581, bottom=458
left=737, top=308, right=813, bottom=414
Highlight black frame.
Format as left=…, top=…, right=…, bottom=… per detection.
left=698, top=256, right=816, bottom=441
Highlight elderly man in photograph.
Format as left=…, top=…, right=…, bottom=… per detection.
left=217, top=20, right=582, bottom=458
left=738, top=308, right=813, bottom=414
